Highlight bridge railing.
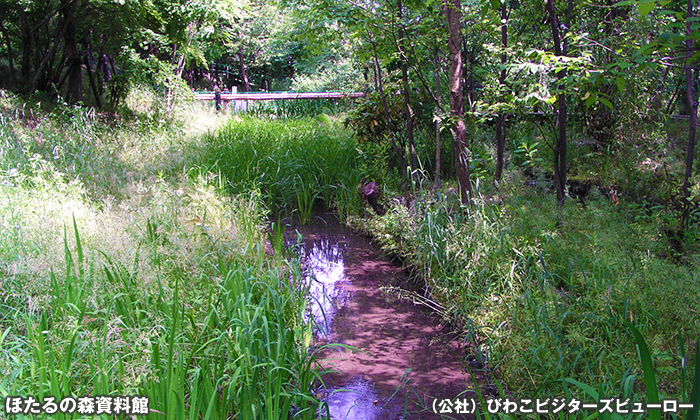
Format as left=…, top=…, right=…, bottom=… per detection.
left=193, top=91, right=364, bottom=101
left=193, top=90, right=365, bottom=113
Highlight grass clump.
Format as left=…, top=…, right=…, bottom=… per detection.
left=197, top=116, right=363, bottom=224
left=0, top=88, right=323, bottom=419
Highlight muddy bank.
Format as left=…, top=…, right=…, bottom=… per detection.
left=284, top=213, right=477, bottom=419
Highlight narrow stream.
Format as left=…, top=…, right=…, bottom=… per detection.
left=285, top=214, right=475, bottom=420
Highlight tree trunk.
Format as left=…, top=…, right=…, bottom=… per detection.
left=401, top=62, right=418, bottom=177
left=494, top=2, right=508, bottom=183
left=108, top=55, right=116, bottom=79
left=62, top=0, right=82, bottom=104
left=98, top=53, right=111, bottom=81
left=33, top=17, right=66, bottom=93
left=173, top=44, right=186, bottom=78
left=397, top=0, right=419, bottom=178
left=547, top=0, right=569, bottom=205
left=434, top=50, right=443, bottom=189
left=19, top=9, right=32, bottom=88
left=368, top=35, right=410, bottom=180
left=443, top=0, right=472, bottom=204
left=682, top=0, right=698, bottom=227
left=84, top=53, right=101, bottom=108
left=0, top=22, right=17, bottom=87
left=239, top=51, right=250, bottom=92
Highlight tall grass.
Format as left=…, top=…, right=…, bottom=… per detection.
left=350, top=178, right=700, bottom=407
left=0, top=89, right=325, bottom=419
left=1, top=217, right=321, bottom=419
left=197, top=116, right=363, bottom=224
left=247, top=98, right=351, bottom=119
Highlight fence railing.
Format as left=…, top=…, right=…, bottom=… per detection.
left=193, top=91, right=364, bottom=101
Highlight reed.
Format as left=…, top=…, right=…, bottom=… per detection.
left=1, top=213, right=322, bottom=419
left=197, top=116, right=362, bottom=223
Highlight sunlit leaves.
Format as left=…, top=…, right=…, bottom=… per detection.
left=613, top=0, right=672, bottom=16
left=615, top=76, right=626, bottom=93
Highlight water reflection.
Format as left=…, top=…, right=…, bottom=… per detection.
left=287, top=225, right=420, bottom=420
left=291, top=235, right=352, bottom=339
left=320, top=377, right=402, bottom=420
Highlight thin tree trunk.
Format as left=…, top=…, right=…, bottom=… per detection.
left=397, top=0, right=418, bottom=178
left=19, top=9, right=32, bottom=88
left=84, top=53, right=101, bottom=108
left=547, top=0, right=569, bottom=205
left=434, top=50, right=442, bottom=189
left=400, top=41, right=418, bottom=178
left=494, top=2, right=508, bottom=183
left=108, top=55, right=116, bottom=79
left=33, top=22, right=66, bottom=92
left=443, top=0, right=472, bottom=204
left=0, top=22, right=17, bottom=86
left=98, top=53, right=111, bottom=81
left=682, top=0, right=698, bottom=226
left=239, top=51, right=250, bottom=92
left=62, top=0, right=82, bottom=104
left=172, top=44, right=186, bottom=78
left=369, top=34, right=409, bottom=179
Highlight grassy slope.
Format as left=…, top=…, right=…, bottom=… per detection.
left=349, top=149, right=700, bottom=411
left=0, top=89, right=327, bottom=419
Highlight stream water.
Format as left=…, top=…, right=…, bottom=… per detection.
left=285, top=214, right=476, bottom=420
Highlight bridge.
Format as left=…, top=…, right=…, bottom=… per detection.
left=194, top=91, right=365, bottom=112
left=194, top=91, right=365, bottom=101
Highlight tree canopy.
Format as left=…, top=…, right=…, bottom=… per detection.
left=0, top=0, right=698, bottom=205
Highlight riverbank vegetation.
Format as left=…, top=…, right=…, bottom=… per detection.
left=352, top=173, right=700, bottom=402
left=4, top=87, right=698, bottom=418
left=196, top=116, right=363, bottom=224
left=2, top=0, right=700, bottom=417
left=0, top=90, right=344, bottom=419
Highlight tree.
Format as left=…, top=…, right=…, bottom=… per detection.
left=494, top=0, right=509, bottom=183
left=444, top=0, right=472, bottom=203
left=681, top=0, right=698, bottom=225
left=612, top=0, right=699, bottom=224
left=546, top=0, right=573, bottom=205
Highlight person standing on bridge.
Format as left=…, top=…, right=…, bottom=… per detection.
left=214, top=85, right=222, bottom=112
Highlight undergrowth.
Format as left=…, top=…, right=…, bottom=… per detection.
left=0, top=88, right=324, bottom=419
left=196, top=116, right=364, bottom=224
left=349, top=173, right=700, bottom=412
left=4, top=83, right=699, bottom=419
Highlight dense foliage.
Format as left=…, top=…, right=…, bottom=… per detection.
left=1, top=0, right=700, bottom=417
left=0, top=92, right=355, bottom=420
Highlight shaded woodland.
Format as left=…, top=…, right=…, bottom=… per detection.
left=1, top=0, right=697, bottom=211
left=2, top=0, right=700, bottom=416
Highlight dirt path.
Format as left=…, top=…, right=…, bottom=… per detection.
left=286, top=214, right=477, bottom=420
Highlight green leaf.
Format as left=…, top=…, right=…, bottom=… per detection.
left=686, top=340, right=700, bottom=420
left=599, top=97, right=613, bottom=110
left=639, top=1, right=655, bottom=16
left=585, top=94, right=597, bottom=108
left=626, top=321, right=661, bottom=420
left=616, top=77, right=626, bottom=93
left=563, top=378, right=600, bottom=400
